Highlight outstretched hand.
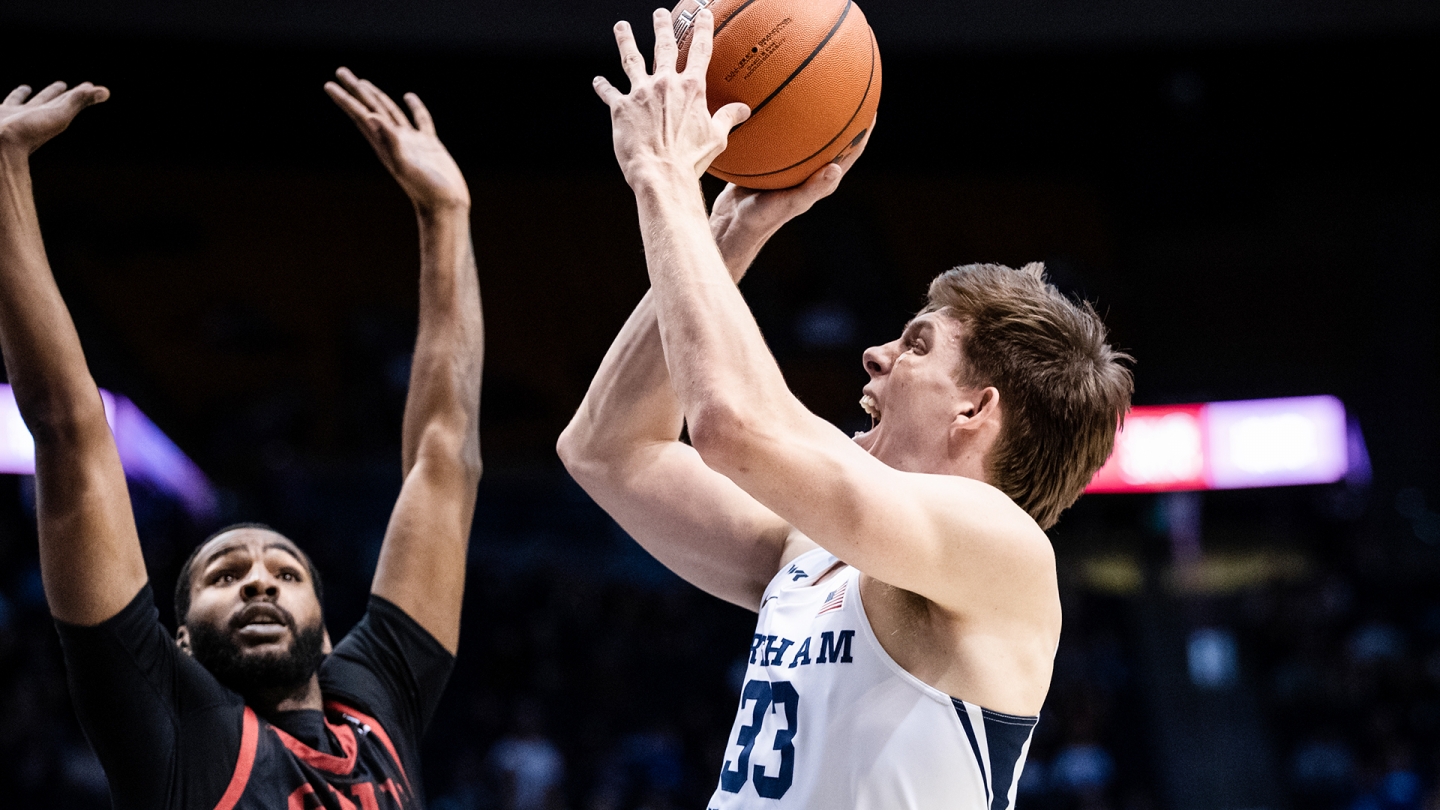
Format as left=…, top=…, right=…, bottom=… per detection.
left=594, top=7, right=750, bottom=186
left=0, top=82, right=109, bottom=158
left=325, top=68, right=469, bottom=212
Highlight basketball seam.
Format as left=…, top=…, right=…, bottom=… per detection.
left=721, top=24, right=876, bottom=178
left=714, top=0, right=762, bottom=37
left=678, top=0, right=762, bottom=65
left=731, top=0, right=853, bottom=133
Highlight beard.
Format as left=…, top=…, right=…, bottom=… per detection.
left=189, top=610, right=325, bottom=700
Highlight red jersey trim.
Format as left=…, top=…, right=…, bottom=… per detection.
left=328, top=700, right=412, bottom=793
left=212, top=707, right=259, bottom=810
left=268, top=712, right=360, bottom=774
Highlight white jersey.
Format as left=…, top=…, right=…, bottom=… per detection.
left=708, top=548, right=1038, bottom=810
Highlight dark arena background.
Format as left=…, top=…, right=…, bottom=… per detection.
left=2, top=1, right=1439, bottom=808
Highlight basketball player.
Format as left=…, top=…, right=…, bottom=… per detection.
left=0, top=68, right=482, bottom=808
left=560, top=10, right=1132, bottom=808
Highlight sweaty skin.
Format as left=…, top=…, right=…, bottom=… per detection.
left=567, top=8, right=1060, bottom=715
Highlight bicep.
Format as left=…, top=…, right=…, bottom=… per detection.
left=572, top=440, right=794, bottom=611
left=370, top=436, right=479, bottom=655
left=705, top=414, right=1051, bottom=612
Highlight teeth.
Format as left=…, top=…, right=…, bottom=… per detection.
left=859, top=394, right=881, bottom=420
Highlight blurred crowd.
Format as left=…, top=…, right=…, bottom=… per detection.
left=1236, top=492, right=1440, bottom=810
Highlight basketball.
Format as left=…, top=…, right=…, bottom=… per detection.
left=671, top=0, right=881, bottom=189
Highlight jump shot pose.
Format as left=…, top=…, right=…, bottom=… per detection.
left=0, top=70, right=482, bottom=808
left=560, top=10, right=1132, bottom=809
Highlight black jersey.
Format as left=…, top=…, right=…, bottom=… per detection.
left=55, top=584, right=454, bottom=810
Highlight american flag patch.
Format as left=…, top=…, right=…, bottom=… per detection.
left=816, top=582, right=848, bottom=617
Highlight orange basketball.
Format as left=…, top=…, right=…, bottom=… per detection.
left=672, top=0, right=881, bottom=189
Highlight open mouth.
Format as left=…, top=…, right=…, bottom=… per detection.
left=232, top=604, right=292, bottom=634
left=859, top=393, right=882, bottom=429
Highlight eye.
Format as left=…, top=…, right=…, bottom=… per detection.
left=279, top=570, right=301, bottom=583
left=213, top=572, right=236, bottom=585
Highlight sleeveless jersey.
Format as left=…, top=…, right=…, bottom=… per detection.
left=707, top=548, right=1038, bottom=810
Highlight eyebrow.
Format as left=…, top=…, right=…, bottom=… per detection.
left=202, top=542, right=306, bottom=570
left=902, top=318, right=935, bottom=336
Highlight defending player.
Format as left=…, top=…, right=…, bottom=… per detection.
left=0, top=69, right=482, bottom=808
left=560, top=10, right=1132, bottom=809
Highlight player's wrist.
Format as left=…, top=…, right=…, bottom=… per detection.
left=627, top=158, right=699, bottom=195
left=0, top=139, right=31, bottom=174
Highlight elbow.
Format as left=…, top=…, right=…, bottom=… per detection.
left=418, top=423, right=483, bottom=484
left=556, top=421, right=609, bottom=490
left=18, top=393, right=110, bottom=449
left=555, top=422, right=583, bottom=472
left=685, top=400, right=754, bottom=476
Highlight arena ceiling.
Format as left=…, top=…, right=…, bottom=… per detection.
left=4, top=0, right=1438, bottom=52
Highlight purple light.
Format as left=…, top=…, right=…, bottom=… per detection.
left=1205, top=396, right=1348, bottom=489
left=1089, top=395, right=1359, bottom=493
left=0, top=384, right=215, bottom=516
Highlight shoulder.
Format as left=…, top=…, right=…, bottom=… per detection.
left=927, top=473, right=1053, bottom=557
left=916, top=474, right=1058, bottom=615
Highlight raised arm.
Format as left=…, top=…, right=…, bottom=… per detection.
left=594, top=12, right=1052, bottom=615
left=0, top=81, right=148, bottom=626
left=325, top=69, right=482, bottom=653
left=558, top=155, right=861, bottom=610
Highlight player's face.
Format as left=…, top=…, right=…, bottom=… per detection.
left=854, top=313, right=974, bottom=468
left=182, top=528, right=324, bottom=692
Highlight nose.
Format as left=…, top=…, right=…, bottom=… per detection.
left=240, top=564, right=279, bottom=600
left=863, top=339, right=899, bottom=377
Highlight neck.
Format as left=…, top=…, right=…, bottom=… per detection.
left=247, top=674, right=324, bottom=715
left=870, top=438, right=985, bottom=480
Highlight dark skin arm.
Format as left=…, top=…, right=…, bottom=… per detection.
left=325, top=69, right=483, bottom=654
left=0, top=81, right=148, bottom=627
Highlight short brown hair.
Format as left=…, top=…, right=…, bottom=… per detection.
left=924, top=262, right=1132, bottom=529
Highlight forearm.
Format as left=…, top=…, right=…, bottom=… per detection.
left=711, top=211, right=780, bottom=281
left=559, top=205, right=770, bottom=471
left=401, top=204, right=483, bottom=479
left=0, top=152, right=108, bottom=437
left=559, top=291, right=685, bottom=479
left=634, top=171, right=797, bottom=435
left=0, top=148, right=145, bottom=625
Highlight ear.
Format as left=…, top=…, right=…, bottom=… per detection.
left=953, top=386, right=1002, bottom=428
left=322, top=627, right=333, bottom=655
left=176, top=625, right=193, bottom=656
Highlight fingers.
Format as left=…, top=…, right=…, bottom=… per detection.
left=795, top=163, right=845, bottom=201
left=713, top=101, right=751, bottom=131
left=325, top=80, right=386, bottom=144
left=4, top=85, right=33, bottom=106
left=333, top=67, right=404, bottom=129
left=362, top=78, right=409, bottom=128
left=651, top=8, right=678, bottom=74
left=404, top=93, right=435, bottom=136
left=333, top=67, right=377, bottom=119
left=593, top=76, right=625, bottom=107
left=65, top=83, right=110, bottom=109
left=684, top=8, right=716, bottom=75
left=31, top=81, right=68, bottom=105
left=613, top=21, right=648, bottom=85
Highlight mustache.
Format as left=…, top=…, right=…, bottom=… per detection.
left=228, top=602, right=298, bottom=632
